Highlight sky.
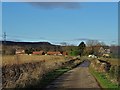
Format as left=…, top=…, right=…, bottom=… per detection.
left=2, top=2, right=118, bottom=46
left=1, top=0, right=119, bottom=2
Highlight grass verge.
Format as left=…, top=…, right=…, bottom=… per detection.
left=89, top=67, right=119, bottom=89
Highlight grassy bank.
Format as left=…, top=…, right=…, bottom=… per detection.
left=89, top=67, right=119, bottom=89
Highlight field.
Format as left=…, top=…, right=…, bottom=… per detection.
left=2, top=55, right=71, bottom=66
left=2, top=55, right=119, bottom=66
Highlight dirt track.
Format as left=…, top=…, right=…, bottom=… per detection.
left=46, top=60, right=101, bottom=89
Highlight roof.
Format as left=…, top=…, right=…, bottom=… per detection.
left=47, top=51, right=61, bottom=55
left=33, top=51, right=45, bottom=54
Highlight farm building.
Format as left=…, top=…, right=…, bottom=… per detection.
left=47, top=51, right=62, bottom=55
left=33, top=51, right=45, bottom=55
left=15, top=49, right=25, bottom=55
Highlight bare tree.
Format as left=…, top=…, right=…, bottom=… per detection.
left=86, top=40, right=105, bottom=46
left=85, top=40, right=106, bottom=56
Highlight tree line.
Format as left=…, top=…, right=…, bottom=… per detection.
left=63, top=40, right=118, bottom=58
left=1, top=40, right=119, bottom=58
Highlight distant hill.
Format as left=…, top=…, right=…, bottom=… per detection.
left=1, top=41, right=63, bottom=55
left=1, top=41, right=52, bottom=46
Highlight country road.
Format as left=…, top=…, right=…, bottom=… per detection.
left=46, top=60, right=101, bottom=89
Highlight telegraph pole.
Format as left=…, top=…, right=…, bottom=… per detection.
left=3, top=32, right=6, bottom=44
left=2, top=32, right=7, bottom=55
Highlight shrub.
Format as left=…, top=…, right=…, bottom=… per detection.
left=70, top=50, right=79, bottom=56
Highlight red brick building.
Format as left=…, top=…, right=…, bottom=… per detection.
left=33, top=51, right=45, bottom=55
left=47, top=51, right=62, bottom=55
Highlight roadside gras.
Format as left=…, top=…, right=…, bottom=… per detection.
left=38, top=67, right=70, bottom=88
left=26, top=60, right=82, bottom=88
left=89, top=67, right=119, bottom=89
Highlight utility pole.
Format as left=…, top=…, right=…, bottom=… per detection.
left=3, top=32, right=6, bottom=44
left=2, top=32, right=7, bottom=55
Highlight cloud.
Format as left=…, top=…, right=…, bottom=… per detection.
left=56, top=38, right=92, bottom=42
left=73, top=38, right=92, bottom=41
left=72, top=38, right=102, bottom=41
left=30, top=2, right=81, bottom=9
left=69, top=38, right=93, bottom=41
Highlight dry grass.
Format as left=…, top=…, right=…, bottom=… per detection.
left=2, top=55, right=68, bottom=66
left=2, top=55, right=81, bottom=88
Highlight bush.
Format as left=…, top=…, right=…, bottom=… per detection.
left=70, top=50, right=79, bottom=56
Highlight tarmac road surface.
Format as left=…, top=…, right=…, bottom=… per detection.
left=46, top=60, right=101, bottom=89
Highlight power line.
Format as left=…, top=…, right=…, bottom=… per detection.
left=6, top=34, right=64, bottom=42
left=7, top=35, right=45, bottom=39
left=6, top=34, right=95, bottom=42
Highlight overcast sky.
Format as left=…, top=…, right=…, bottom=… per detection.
left=2, top=2, right=118, bottom=46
